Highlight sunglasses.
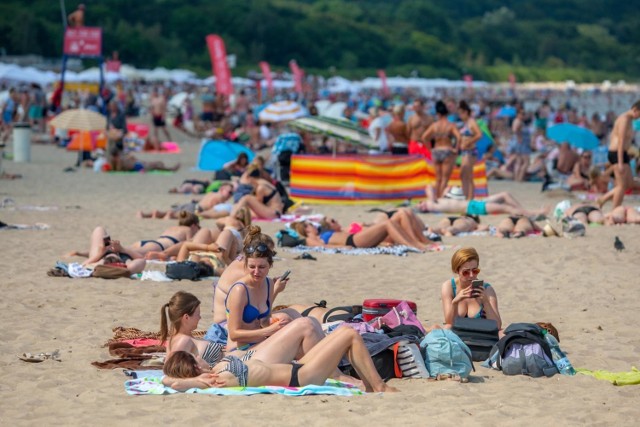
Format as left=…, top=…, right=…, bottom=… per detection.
left=459, top=268, right=480, bottom=278
left=245, top=243, right=271, bottom=255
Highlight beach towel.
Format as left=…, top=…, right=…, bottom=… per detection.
left=143, top=141, right=181, bottom=154
left=576, top=367, right=640, bottom=386
left=283, top=244, right=448, bottom=257
left=105, top=327, right=206, bottom=346
left=0, top=221, right=50, bottom=230
left=124, top=376, right=364, bottom=396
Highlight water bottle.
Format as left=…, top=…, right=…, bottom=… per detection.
left=543, top=331, right=576, bottom=376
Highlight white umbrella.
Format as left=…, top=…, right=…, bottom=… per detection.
left=258, top=100, right=306, bottom=122
left=323, top=102, right=347, bottom=119
left=314, top=100, right=331, bottom=115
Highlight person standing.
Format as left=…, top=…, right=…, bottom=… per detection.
left=458, top=100, right=482, bottom=199
left=407, top=98, right=433, bottom=157
left=368, top=107, right=390, bottom=153
left=387, top=105, right=409, bottom=155
left=150, top=87, right=172, bottom=150
left=600, top=100, right=640, bottom=208
left=67, top=4, right=85, bottom=27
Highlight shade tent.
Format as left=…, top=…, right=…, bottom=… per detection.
left=196, top=140, right=255, bottom=171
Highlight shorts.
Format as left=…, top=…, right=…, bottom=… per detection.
left=466, top=200, right=487, bottom=216
left=201, top=111, right=214, bottom=122
left=608, top=150, right=630, bottom=165
left=152, top=115, right=166, bottom=127
left=2, top=112, right=13, bottom=125
left=408, top=140, right=430, bottom=157
left=133, top=162, right=145, bottom=172
left=391, top=144, right=409, bottom=155
left=460, top=148, right=478, bottom=158
left=29, top=105, right=43, bottom=120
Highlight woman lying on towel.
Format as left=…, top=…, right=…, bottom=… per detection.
left=70, top=212, right=201, bottom=267
left=161, top=291, right=361, bottom=386
left=137, top=182, right=234, bottom=220
left=162, top=326, right=398, bottom=392
left=290, top=216, right=428, bottom=251
left=441, top=247, right=502, bottom=329
left=428, top=215, right=486, bottom=237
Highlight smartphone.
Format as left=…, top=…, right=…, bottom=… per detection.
left=280, top=270, right=291, bottom=281
left=103, top=237, right=111, bottom=246
left=471, top=279, right=484, bottom=297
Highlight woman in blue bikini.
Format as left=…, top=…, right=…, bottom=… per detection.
left=440, top=247, right=501, bottom=329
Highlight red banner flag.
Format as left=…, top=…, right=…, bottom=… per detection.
left=377, top=69, right=389, bottom=96
left=289, top=60, right=304, bottom=93
left=206, top=34, right=233, bottom=96
left=259, top=61, right=274, bottom=96
left=63, top=27, right=102, bottom=57
left=105, top=60, right=121, bottom=73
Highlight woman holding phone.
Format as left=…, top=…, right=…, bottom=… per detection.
left=440, top=247, right=501, bottom=328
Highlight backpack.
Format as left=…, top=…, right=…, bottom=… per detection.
left=487, top=323, right=558, bottom=378
left=420, top=329, right=474, bottom=379
left=452, top=317, right=499, bottom=361
left=165, top=261, right=210, bottom=281
left=276, top=229, right=306, bottom=248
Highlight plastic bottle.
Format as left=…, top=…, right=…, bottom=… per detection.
left=542, top=330, right=576, bottom=376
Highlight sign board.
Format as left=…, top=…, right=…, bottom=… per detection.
left=105, top=60, right=121, bottom=72
left=64, top=27, right=102, bottom=57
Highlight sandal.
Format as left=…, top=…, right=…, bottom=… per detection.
left=294, top=252, right=317, bottom=261
left=18, top=350, right=61, bottom=363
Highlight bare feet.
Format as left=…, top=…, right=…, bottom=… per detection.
left=374, top=383, right=400, bottom=393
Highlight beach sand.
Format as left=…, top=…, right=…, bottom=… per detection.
left=0, top=128, right=638, bottom=426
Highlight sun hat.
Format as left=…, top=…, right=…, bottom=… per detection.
left=542, top=221, right=560, bottom=237
left=444, top=186, right=465, bottom=200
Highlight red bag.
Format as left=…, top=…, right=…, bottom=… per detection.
left=362, top=299, right=417, bottom=322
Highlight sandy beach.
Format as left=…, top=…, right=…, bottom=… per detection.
left=1, top=129, right=638, bottom=426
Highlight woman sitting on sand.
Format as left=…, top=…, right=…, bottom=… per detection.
left=495, top=215, right=543, bottom=238
left=230, top=166, right=285, bottom=219
left=160, top=291, right=359, bottom=387
left=162, top=326, right=398, bottom=392
left=290, top=216, right=428, bottom=251
left=441, top=247, right=501, bottom=329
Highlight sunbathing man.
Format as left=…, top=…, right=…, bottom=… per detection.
left=418, top=185, right=548, bottom=218
left=138, top=182, right=234, bottom=220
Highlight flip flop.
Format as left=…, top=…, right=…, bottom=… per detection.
left=18, top=350, right=61, bottom=363
left=294, top=252, right=317, bottom=261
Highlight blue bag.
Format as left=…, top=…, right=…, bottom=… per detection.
left=420, top=329, right=474, bottom=379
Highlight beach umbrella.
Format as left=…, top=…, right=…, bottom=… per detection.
left=258, top=100, right=306, bottom=122
left=49, top=109, right=107, bottom=131
left=196, top=140, right=255, bottom=171
left=547, top=123, right=600, bottom=150
left=323, top=102, right=347, bottom=119
left=289, top=116, right=376, bottom=150
left=496, top=105, right=517, bottom=118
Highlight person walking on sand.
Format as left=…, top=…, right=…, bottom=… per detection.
left=599, top=100, right=640, bottom=209
left=150, top=88, right=172, bottom=150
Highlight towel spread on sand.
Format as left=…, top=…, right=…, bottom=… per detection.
left=0, top=221, right=51, bottom=230
left=576, top=367, right=640, bottom=386
left=284, top=244, right=447, bottom=257
left=124, top=376, right=364, bottom=396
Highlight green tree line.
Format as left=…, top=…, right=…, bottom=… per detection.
left=1, top=0, right=638, bottom=82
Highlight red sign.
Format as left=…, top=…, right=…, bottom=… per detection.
left=289, top=60, right=304, bottom=93
left=463, top=74, right=473, bottom=88
left=259, top=61, right=274, bottom=96
left=63, top=27, right=102, bottom=57
left=206, top=34, right=233, bottom=96
left=106, top=60, right=121, bottom=73
left=377, top=69, right=389, bottom=96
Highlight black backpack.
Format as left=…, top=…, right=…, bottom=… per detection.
left=489, top=323, right=558, bottom=378
left=165, top=261, right=212, bottom=281
left=452, top=317, right=500, bottom=361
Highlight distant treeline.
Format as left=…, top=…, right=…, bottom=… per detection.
left=1, top=0, right=638, bottom=82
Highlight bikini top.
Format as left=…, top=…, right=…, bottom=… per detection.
left=320, top=230, right=335, bottom=244
left=450, top=278, right=491, bottom=319
left=218, top=355, right=248, bottom=387
left=201, top=340, right=224, bottom=366
left=262, top=187, right=278, bottom=205
left=225, top=279, right=271, bottom=324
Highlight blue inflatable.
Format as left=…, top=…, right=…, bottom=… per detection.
left=196, top=140, right=255, bottom=171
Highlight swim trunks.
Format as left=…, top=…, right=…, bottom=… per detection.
left=466, top=200, right=487, bottom=216
left=608, top=150, right=630, bottom=165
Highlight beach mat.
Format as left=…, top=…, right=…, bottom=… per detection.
left=143, top=141, right=181, bottom=154
left=125, top=376, right=364, bottom=396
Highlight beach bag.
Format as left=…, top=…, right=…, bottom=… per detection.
left=341, top=349, right=397, bottom=382
left=166, top=261, right=205, bottom=281
left=276, top=229, right=305, bottom=248
left=377, top=301, right=426, bottom=335
left=92, top=264, right=131, bottom=279
left=487, top=323, right=557, bottom=378
left=362, top=299, right=418, bottom=322
left=392, top=340, right=430, bottom=379
left=452, top=317, right=500, bottom=362
left=420, top=329, right=474, bottom=379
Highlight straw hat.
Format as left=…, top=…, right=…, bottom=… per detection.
left=542, top=221, right=560, bottom=237
left=444, top=186, right=465, bottom=200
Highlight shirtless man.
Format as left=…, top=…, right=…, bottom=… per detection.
left=599, top=100, right=640, bottom=208
left=407, top=99, right=433, bottom=156
left=150, top=88, right=172, bottom=149
left=67, top=4, right=85, bottom=27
